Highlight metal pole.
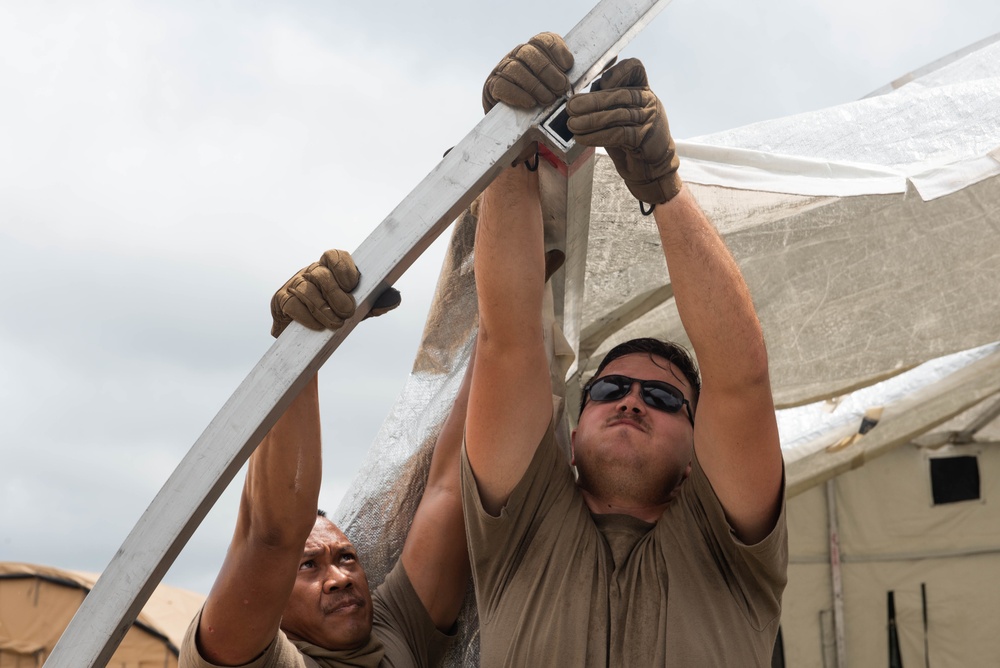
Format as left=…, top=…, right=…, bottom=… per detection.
left=888, top=591, right=904, bottom=668
left=827, top=479, right=848, bottom=668
left=44, top=1, right=672, bottom=665
left=921, top=583, right=930, bottom=668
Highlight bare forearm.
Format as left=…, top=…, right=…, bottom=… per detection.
left=402, top=340, right=476, bottom=630
left=424, top=339, right=477, bottom=492
left=652, top=187, right=769, bottom=388
left=654, top=187, right=782, bottom=542
left=201, top=375, right=322, bottom=664
left=467, top=164, right=554, bottom=513
left=475, top=165, right=546, bottom=348
left=240, top=374, right=322, bottom=546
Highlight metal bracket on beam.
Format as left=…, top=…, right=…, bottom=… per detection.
left=537, top=101, right=590, bottom=165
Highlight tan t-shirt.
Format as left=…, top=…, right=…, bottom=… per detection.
left=461, top=422, right=788, bottom=667
left=180, top=561, right=452, bottom=668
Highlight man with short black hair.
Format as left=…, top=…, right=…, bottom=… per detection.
left=463, top=34, right=788, bottom=666
left=181, top=249, right=470, bottom=668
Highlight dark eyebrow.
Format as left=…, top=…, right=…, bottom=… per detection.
left=301, top=547, right=323, bottom=559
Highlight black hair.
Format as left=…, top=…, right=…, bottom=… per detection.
left=580, top=337, right=701, bottom=417
left=317, top=509, right=327, bottom=518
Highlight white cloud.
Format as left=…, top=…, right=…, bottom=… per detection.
left=819, top=0, right=947, bottom=61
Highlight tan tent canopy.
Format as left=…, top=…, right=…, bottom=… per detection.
left=0, top=562, right=204, bottom=667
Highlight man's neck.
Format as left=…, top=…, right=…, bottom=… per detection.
left=578, top=487, right=669, bottom=524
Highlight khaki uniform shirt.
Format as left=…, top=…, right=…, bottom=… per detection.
left=461, top=423, right=787, bottom=667
left=180, top=561, right=452, bottom=668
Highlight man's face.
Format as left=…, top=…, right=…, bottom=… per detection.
left=572, top=353, right=695, bottom=505
left=281, top=517, right=373, bottom=650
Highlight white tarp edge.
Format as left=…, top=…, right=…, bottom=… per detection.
left=677, top=141, right=907, bottom=197
left=909, top=149, right=1000, bottom=200
left=678, top=141, right=1000, bottom=202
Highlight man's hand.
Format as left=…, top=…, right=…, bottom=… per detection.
left=270, top=249, right=401, bottom=337
left=482, top=32, right=574, bottom=113
left=483, top=32, right=574, bottom=168
left=566, top=58, right=681, bottom=207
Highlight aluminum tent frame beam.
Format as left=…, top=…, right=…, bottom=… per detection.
left=44, top=1, right=672, bottom=665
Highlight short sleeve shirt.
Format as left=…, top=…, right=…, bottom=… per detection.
left=180, top=561, right=452, bottom=668
left=461, top=422, right=788, bottom=667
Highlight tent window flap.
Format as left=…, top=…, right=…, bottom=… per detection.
left=929, top=455, right=981, bottom=504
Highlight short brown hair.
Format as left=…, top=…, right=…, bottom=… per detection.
left=580, top=338, right=701, bottom=416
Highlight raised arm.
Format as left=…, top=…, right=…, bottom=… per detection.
left=654, top=189, right=782, bottom=542
left=400, top=340, right=476, bottom=631
left=198, top=374, right=323, bottom=665
left=568, top=60, right=783, bottom=543
left=465, top=34, right=574, bottom=515
left=196, top=250, right=396, bottom=665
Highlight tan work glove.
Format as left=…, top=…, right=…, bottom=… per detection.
left=566, top=59, right=681, bottom=209
left=483, top=32, right=574, bottom=168
left=270, top=249, right=401, bottom=337
left=482, top=32, right=574, bottom=113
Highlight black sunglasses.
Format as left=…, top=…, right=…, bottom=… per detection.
left=582, top=374, right=694, bottom=426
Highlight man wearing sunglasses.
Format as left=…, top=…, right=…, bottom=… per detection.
left=181, top=249, right=470, bottom=668
left=463, top=33, right=787, bottom=666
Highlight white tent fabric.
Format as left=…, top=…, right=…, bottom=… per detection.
left=581, top=29, right=1000, bottom=405
left=333, top=33, right=1000, bottom=666
left=681, top=36, right=1000, bottom=201
left=778, top=342, right=1000, bottom=463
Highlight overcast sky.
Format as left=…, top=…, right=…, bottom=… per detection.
left=2, top=0, right=998, bottom=598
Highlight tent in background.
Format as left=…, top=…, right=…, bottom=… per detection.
left=781, top=384, right=1000, bottom=666
left=330, top=32, right=1000, bottom=666
left=0, top=562, right=204, bottom=667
